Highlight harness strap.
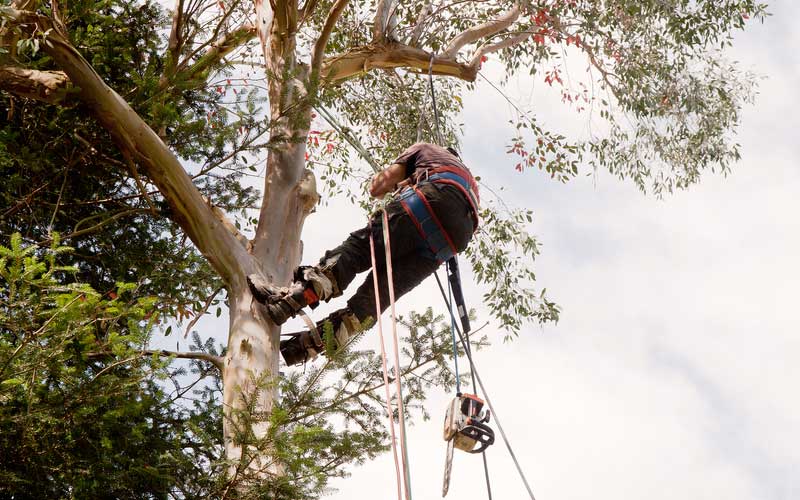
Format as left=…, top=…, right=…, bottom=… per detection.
left=399, top=187, right=458, bottom=262
left=414, top=165, right=480, bottom=228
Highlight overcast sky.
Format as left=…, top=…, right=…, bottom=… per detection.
left=320, top=4, right=800, bottom=500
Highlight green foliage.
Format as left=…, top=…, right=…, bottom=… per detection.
left=0, top=234, right=172, bottom=497
left=489, top=0, right=768, bottom=195
left=466, top=204, right=559, bottom=336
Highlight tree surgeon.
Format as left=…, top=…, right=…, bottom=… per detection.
left=248, top=142, right=480, bottom=365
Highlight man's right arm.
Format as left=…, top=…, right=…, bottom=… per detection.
left=369, top=163, right=407, bottom=198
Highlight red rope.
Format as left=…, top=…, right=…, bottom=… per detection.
left=381, top=210, right=413, bottom=500
left=369, top=220, right=404, bottom=500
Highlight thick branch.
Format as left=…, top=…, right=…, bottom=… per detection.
left=311, top=0, right=350, bottom=75
left=0, top=65, right=74, bottom=105
left=299, top=0, right=320, bottom=25
left=161, top=0, right=186, bottom=85
left=442, top=4, right=521, bottom=59
left=5, top=9, right=255, bottom=288
left=322, top=41, right=478, bottom=83
left=254, top=0, right=276, bottom=64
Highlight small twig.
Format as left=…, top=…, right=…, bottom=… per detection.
left=1, top=180, right=53, bottom=218
left=47, top=167, right=69, bottom=235
left=125, top=154, right=159, bottom=216
left=183, top=286, right=224, bottom=338
left=143, top=349, right=224, bottom=370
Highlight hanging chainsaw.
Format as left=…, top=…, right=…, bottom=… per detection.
left=440, top=257, right=495, bottom=497
left=442, top=392, right=495, bottom=496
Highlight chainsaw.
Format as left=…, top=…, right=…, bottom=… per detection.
left=442, top=393, right=495, bottom=496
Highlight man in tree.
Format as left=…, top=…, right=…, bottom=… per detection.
left=248, top=142, right=480, bottom=365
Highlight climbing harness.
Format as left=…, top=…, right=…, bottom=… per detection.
left=395, top=164, right=480, bottom=263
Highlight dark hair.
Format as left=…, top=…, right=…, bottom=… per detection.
left=446, top=146, right=461, bottom=158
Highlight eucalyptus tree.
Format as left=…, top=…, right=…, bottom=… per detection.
left=0, top=0, right=767, bottom=493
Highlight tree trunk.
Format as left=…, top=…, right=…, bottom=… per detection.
left=222, top=144, right=318, bottom=478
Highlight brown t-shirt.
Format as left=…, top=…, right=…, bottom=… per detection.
left=393, top=143, right=469, bottom=179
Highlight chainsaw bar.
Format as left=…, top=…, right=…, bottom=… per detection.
left=442, top=438, right=454, bottom=497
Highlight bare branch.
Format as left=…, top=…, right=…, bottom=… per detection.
left=144, top=349, right=225, bottom=370
left=311, top=0, right=350, bottom=75
left=182, top=286, right=225, bottom=338
left=408, top=2, right=433, bottom=47
left=468, top=31, right=532, bottom=68
left=322, top=41, right=478, bottom=83
left=0, top=65, right=74, bottom=105
left=441, top=3, right=521, bottom=59
left=38, top=208, right=153, bottom=245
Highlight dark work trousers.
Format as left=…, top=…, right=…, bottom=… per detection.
left=318, top=182, right=476, bottom=325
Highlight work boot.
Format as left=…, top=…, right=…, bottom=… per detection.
left=247, top=266, right=339, bottom=325
left=280, top=310, right=363, bottom=366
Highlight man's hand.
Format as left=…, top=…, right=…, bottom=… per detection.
left=369, top=163, right=407, bottom=198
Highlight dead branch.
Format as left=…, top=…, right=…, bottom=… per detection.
left=183, top=286, right=225, bottom=338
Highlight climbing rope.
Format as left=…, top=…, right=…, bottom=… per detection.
left=368, top=207, right=414, bottom=500
left=446, top=277, right=461, bottom=395
left=427, top=56, right=445, bottom=146
left=369, top=218, right=404, bottom=500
